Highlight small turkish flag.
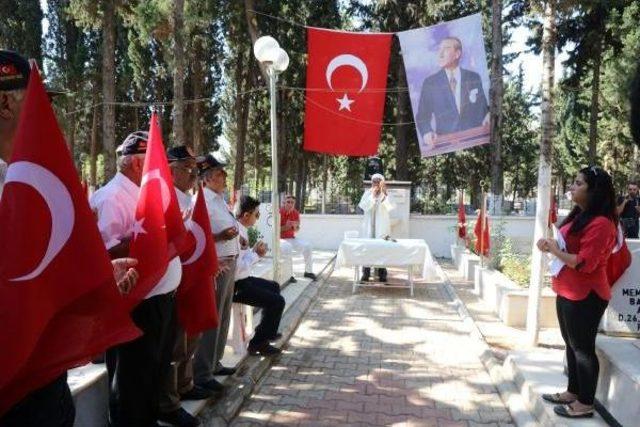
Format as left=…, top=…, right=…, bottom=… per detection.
left=0, top=66, right=139, bottom=415
left=127, top=112, right=188, bottom=303
left=474, top=200, right=490, bottom=257
left=177, top=185, right=219, bottom=336
left=303, top=28, right=392, bottom=156
left=457, top=193, right=467, bottom=239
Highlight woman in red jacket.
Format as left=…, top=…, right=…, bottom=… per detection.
left=537, top=166, right=617, bottom=419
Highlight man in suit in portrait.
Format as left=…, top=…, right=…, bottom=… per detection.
left=416, top=36, right=489, bottom=149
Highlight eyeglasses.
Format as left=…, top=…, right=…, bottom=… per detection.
left=285, top=200, right=295, bottom=204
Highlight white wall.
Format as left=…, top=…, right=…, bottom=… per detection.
left=296, top=214, right=536, bottom=258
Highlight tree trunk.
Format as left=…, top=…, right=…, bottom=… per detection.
left=244, top=0, right=269, bottom=82
left=588, top=30, right=603, bottom=165
left=90, top=88, right=100, bottom=187
left=101, top=0, right=117, bottom=178
left=395, top=42, right=409, bottom=181
left=171, top=0, right=185, bottom=147
left=191, top=39, right=204, bottom=153
left=233, top=53, right=251, bottom=192
left=490, top=0, right=504, bottom=207
left=527, top=0, right=556, bottom=347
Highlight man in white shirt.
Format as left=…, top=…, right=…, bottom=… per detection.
left=416, top=36, right=489, bottom=149
left=193, top=154, right=239, bottom=393
left=158, top=146, right=203, bottom=427
left=358, top=173, right=394, bottom=283
left=234, top=196, right=285, bottom=356
left=91, top=132, right=182, bottom=427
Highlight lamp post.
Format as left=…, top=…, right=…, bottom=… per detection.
left=253, top=36, right=289, bottom=283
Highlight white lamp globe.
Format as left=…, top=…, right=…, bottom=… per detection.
left=253, top=36, right=280, bottom=63
left=273, top=48, right=289, bottom=72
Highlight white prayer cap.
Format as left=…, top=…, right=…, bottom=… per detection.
left=371, top=173, right=385, bottom=182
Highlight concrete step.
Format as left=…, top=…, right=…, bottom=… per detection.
left=503, top=349, right=608, bottom=427
left=595, top=334, right=640, bottom=427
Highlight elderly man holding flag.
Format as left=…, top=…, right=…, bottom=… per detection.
left=90, top=114, right=188, bottom=426
left=0, top=51, right=139, bottom=425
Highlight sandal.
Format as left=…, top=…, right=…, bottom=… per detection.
left=541, top=392, right=576, bottom=404
left=554, top=403, right=594, bottom=418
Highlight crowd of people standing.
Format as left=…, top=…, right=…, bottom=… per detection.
left=0, top=50, right=316, bottom=427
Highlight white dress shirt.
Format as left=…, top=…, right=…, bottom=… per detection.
left=445, top=67, right=462, bottom=113
left=235, top=223, right=260, bottom=281
left=203, top=187, right=240, bottom=258
left=90, top=172, right=181, bottom=299
left=175, top=187, right=194, bottom=216
left=0, top=158, right=7, bottom=200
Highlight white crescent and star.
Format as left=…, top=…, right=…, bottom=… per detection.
left=182, top=219, right=205, bottom=266
left=325, top=54, right=369, bottom=113
left=5, top=161, right=75, bottom=281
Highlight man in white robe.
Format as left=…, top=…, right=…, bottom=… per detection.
left=357, top=173, right=394, bottom=282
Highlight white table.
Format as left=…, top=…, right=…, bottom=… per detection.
left=336, top=238, right=439, bottom=296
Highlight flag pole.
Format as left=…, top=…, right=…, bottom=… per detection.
left=480, top=191, right=487, bottom=267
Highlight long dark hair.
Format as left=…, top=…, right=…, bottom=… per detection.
left=560, top=166, right=618, bottom=234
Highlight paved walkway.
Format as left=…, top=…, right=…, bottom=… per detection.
left=229, top=265, right=514, bottom=427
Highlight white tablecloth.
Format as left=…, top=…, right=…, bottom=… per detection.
left=336, top=238, right=440, bottom=281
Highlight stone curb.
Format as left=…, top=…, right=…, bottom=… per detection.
left=199, top=256, right=336, bottom=426
left=436, top=264, right=539, bottom=427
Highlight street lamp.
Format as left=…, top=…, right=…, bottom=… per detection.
left=253, top=36, right=289, bottom=283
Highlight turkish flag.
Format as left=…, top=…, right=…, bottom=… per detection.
left=176, top=185, right=219, bottom=336
left=548, top=196, right=558, bottom=228
left=0, top=67, right=139, bottom=415
left=474, top=202, right=490, bottom=257
left=303, top=28, right=392, bottom=156
left=457, top=193, right=467, bottom=239
left=127, top=112, right=189, bottom=304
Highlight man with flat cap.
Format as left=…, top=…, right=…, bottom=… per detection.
left=158, top=146, right=208, bottom=427
left=193, top=154, right=239, bottom=393
left=0, top=50, right=138, bottom=427
left=91, top=132, right=182, bottom=426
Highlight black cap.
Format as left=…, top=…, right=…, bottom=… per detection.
left=167, top=145, right=196, bottom=162
left=116, top=131, right=149, bottom=156
left=0, top=50, right=30, bottom=91
left=197, top=154, right=226, bottom=175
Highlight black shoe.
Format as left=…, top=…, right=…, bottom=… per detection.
left=379, top=275, right=388, bottom=283
left=158, top=407, right=200, bottom=427
left=213, top=366, right=236, bottom=376
left=304, top=272, right=317, bottom=280
left=197, top=378, right=224, bottom=393
left=360, top=275, right=370, bottom=282
left=289, top=276, right=297, bottom=283
left=180, top=385, right=214, bottom=401
left=268, top=332, right=283, bottom=341
left=248, top=342, right=283, bottom=356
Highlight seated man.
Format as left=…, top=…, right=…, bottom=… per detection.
left=234, top=196, right=285, bottom=356
left=280, top=195, right=316, bottom=281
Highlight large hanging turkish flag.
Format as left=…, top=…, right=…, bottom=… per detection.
left=127, top=112, right=188, bottom=304
left=0, top=67, right=139, bottom=415
left=303, top=28, right=392, bottom=156
left=177, top=185, right=219, bottom=336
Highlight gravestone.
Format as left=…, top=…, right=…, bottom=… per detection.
left=602, top=239, right=640, bottom=336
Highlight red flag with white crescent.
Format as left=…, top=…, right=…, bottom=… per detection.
left=303, top=28, right=392, bottom=156
left=176, top=185, right=219, bottom=336
left=127, top=112, right=189, bottom=304
left=0, top=66, right=139, bottom=415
